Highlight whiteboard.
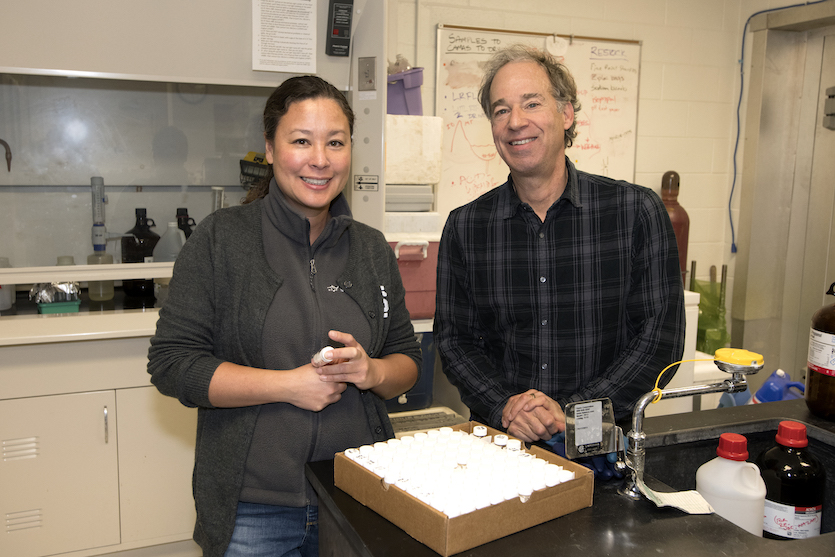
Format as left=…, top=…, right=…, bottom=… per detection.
left=435, top=25, right=641, bottom=216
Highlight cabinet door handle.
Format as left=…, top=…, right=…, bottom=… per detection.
left=104, top=406, right=109, bottom=443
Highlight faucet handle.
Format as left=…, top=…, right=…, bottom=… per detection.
left=713, top=348, right=764, bottom=375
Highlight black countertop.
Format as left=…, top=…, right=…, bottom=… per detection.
left=306, top=399, right=835, bottom=557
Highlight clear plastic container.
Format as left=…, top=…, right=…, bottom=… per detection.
left=152, top=222, right=185, bottom=307
left=87, top=250, right=114, bottom=301
left=696, top=432, right=766, bottom=536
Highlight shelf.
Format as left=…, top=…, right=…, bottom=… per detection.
left=0, top=309, right=160, bottom=346
left=0, top=262, right=174, bottom=284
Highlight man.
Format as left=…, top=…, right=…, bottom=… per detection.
left=434, top=45, right=685, bottom=444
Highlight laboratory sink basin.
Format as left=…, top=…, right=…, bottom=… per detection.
left=640, top=399, right=835, bottom=536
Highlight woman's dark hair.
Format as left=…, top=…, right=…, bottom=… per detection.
left=243, top=75, right=354, bottom=203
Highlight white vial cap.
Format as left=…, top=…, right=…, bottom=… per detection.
left=439, top=427, right=453, bottom=436
left=506, top=438, right=522, bottom=452
left=494, top=434, right=508, bottom=448
left=414, top=431, right=429, bottom=441
left=312, top=346, right=334, bottom=366
left=472, top=425, right=488, bottom=438
left=544, top=463, right=562, bottom=487
left=558, top=469, right=575, bottom=482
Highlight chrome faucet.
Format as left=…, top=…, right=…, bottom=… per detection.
left=617, top=348, right=764, bottom=500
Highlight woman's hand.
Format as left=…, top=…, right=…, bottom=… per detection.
left=207, top=360, right=347, bottom=411
left=313, top=330, right=418, bottom=400
left=286, top=364, right=349, bottom=411
left=313, top=330, right=380, bottom=391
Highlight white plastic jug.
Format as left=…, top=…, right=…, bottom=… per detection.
left=696, top=433, right=766, bottom=537
left=152, top=222, right=186, bottom=263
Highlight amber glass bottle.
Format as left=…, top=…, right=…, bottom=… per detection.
left=806, top=282, right=835, bottom=421
left=121, top=208, right=160, bottom=298
left=756, top=421, right=825, bottom=540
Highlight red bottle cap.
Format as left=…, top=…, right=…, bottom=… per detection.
left=775, top=420, right=808, bottom=448
left=716, top=432, right=749, bottom=461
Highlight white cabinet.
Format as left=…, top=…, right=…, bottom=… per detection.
left=117, top=386, right=197, bottom=544
left=0, top=391, right=120, bottom=557
left=0, top=312, right=200, bottom=557
left=0, top=0, right=355, bottom=89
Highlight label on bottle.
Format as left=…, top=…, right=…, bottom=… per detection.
left=763, top=500, right=822, bottom=539
left=808, top=328, right=835, bottom=377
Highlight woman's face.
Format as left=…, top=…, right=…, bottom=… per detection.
left=266, top=97, right=351, bottom=219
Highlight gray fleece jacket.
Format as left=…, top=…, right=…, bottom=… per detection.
left=147, top=196, right=421, bottom=557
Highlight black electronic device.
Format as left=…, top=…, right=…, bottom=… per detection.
left=325, top=0, right=353, bottom=57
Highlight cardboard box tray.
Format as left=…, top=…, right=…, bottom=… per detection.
left=334, top=421, right=593, bottom=556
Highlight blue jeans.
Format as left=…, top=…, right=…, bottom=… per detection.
left=224, top=502, right=318, bottom=557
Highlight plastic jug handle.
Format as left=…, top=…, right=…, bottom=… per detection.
left=786, top=381, right=805, bottom=393
left=394, top=241, right=428, bottom=261
left=739, top=463, right=766, bottom=490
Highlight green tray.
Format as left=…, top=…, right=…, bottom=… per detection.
left=37, top=300, right=81, bottom=314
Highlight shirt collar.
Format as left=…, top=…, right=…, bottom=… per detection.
left=500, top=156, right=583, bottom=220
left=263, top=178, right=353, bottom=247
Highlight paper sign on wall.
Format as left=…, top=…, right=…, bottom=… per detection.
left=253, top=0, right=316, bottom=74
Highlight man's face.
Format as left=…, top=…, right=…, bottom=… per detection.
left=489, top=61, right=574, bottom=183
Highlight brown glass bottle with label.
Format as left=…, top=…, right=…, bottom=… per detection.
left=806, top=282, right=835, bottom=421
left=756, top=421, right=825, bottom=540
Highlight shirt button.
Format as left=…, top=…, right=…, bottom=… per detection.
left=541, top=363, right=548, bottom=370
left=540, top=276, right=546, bottom=283
left=541, top=319, right=547, bottom=326
left=539, top=232, right=545, bottom=239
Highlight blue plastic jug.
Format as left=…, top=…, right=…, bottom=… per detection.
left=718, top=369, right=804, bottom=408
left=752, top=369, right=805, bottom=404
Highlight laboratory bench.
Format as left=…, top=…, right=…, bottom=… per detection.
left=306, top=399, right=835, bottom=557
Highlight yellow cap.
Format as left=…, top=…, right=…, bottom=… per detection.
left=714, top=348, right=764, bottom=366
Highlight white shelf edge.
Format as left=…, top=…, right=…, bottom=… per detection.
left=0, top=262, right=174, bottom=284
left=0, top=309, right=160, bottom=346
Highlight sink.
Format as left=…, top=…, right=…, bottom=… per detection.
left=642, top=412, right=835, bottom=535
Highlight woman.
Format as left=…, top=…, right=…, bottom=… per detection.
left=147, top=75, right=421, bottom=557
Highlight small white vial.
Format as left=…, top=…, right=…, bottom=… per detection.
left=494, top=434, right=508, bottom=449
left=312, top=346, right=334, bottom=366
left=472, top=425, right=488, bottom=438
